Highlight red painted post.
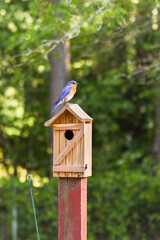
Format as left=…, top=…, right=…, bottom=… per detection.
left=58, top=178, right=87, bottom=240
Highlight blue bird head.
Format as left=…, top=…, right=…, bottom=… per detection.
left=67, top=80, right=78, bottom=85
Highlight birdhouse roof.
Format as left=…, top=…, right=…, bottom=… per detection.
left=44, top=103, right=93, bottom=127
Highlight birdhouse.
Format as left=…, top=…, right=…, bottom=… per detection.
left=44, top=103, right=93, bottom=178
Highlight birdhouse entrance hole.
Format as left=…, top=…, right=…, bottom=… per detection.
left=65, top=130, right=74, bottom=140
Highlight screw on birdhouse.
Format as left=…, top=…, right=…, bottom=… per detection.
left=85, top=164, right=87, bottom=170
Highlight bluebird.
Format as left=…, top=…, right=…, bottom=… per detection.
left=51, top=80, right=78, bottom=113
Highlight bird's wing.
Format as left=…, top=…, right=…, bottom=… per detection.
left=51, top=85, right=72, bottom=113
left=58, top=85, right=72, bottom=101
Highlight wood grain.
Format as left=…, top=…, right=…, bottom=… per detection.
left=54, top=126, right=84, bottom=166
left=53, top=166, right=84, bottom=172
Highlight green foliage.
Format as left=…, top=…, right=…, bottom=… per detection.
left=1, top=0, right=160, bottom=239
left=0, top=177, right=58, bottom=240
left=87, top=165, right=160, bottom=240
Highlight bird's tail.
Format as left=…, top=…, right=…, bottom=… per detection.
left=51, top=101, right=61, bottom=113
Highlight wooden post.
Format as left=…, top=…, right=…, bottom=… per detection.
left=58, top=178, right=87, bottom=240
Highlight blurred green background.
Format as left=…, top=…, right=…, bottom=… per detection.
left=1, top=0, right=160, bottom=239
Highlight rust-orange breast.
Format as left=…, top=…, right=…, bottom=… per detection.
left=64, top=85, right=77, bottom=102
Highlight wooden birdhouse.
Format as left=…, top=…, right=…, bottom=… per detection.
left=44, top=103, right=93, bottom=178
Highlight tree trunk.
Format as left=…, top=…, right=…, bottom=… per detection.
left=12, top=203, right=18, bottom=240
left=152, top=92, right=160, bottom=164
left=152, top=8, right=160, bottom=164
left=50, top=41, right=70, bottom=112
left=50, top=0, right=70, bottom=112
left=12, top=167, right=18, bottom=240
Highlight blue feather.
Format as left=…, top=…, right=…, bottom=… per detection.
left=51, top=101, right=60, bottom=113
left=58, top=86, right=72, bottom=101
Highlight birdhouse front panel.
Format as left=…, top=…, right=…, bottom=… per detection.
left=44, top=103, right=93, bottom=178
left=52, top=109, right=84, bottom=178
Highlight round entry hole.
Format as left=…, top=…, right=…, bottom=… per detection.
left=65, top=130, right=74, bottom=140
